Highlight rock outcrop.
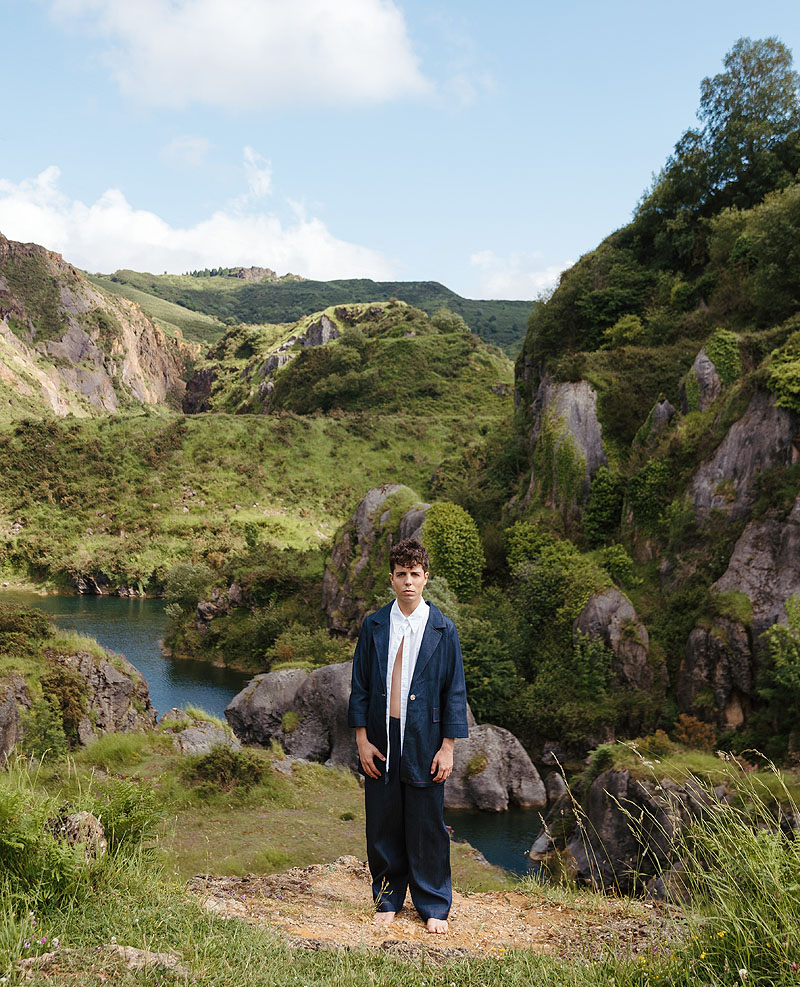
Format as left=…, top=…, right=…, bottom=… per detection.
left=0, top=674, right=31, bottom=759
left=322, top=485, right=430, bottom=637
left=678, top=619, right=752, bottom=727
left=530, top=767, right=721, bottom=894
left=0, top=234, right=196, bottom=418
left=446, top=723, right=546, bottom=811
left=159, top=707, right=242, bottom=754
left=712, top=496, right=800, bottom=635
left=573, top=588, right=653, bottom=690
left=225, top=660, right=545, bottom=811
left=681, top=348, right=721, bottom=413
left=688, top=391, right=799, bottom=523
left=54, top=650, right=157, bottom=743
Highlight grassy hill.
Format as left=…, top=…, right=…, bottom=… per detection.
left=91, top=269, right=533, bottom=354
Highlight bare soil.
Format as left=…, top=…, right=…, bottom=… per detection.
left=191, top=855, right=671, bottom=963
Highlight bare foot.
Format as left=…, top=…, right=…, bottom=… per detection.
left=426, top=917, right=448, bottom=934
left=373, top=911, right=395, bottom=925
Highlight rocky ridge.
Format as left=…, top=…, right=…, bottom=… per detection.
left=0, top=233, right=196, bottom=417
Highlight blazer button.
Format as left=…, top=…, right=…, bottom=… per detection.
left=410, top=694, right=416, bottom=701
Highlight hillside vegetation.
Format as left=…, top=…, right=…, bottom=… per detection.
left=92, top=268, right=533, bottom=353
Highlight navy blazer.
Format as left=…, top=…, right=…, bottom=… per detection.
left=348, top=601, right=470, bottom=787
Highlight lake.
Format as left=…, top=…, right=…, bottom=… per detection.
left=2, top=590, right=541, bottom=874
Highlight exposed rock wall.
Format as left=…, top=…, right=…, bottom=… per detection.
left=573, top=588, right=654, bottom=690
left=322, top=485, right=430, bottom=637
left=225, top=660, right=546, bottom=811
left=689, top=391, right=799, bottom=523
left=0, top=674, right=31, bottom=759
left=681, top=348, right=721, bottom=413
left=0, top=233, right=195, bottom=417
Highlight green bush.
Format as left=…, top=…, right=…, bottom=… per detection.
left=596, top=544, right=637, bottom=588
left=767, top=330, right=800, bottom=413
left=423, top=502, right=485, bottom=601
left=504, top=520, right=553, bottom=567
left=181, top=745, right=266, bottom=794
left=582, top=468, right=625, bottom=546
left=163, top=562, right=213, bottom=611
left=705, top=327, right=742, bottom=384
left=627, top=460, right=672, bottom=531
left=39, top=663, right=87, bottom=744
left=603, top=313, right=643, bottom=347
left=88, top=778, right=165, bottom=857
left=19, top=697, right=68, bottom=761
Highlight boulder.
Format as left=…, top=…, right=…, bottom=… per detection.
left=681, top=348, right=721, bottom=413
left=678, top=620, right=752, bottom=727
left=712, top=496, right=800, bottom=636
left=225, top=660, right=544, bottom=811
left=530, top=768, right=718, bottom=894
left=45, top=650, right=157, bottom=743
left=322, top=485, right=430, bottom=637
left=301, top=314, right=339, bottom=348
left=573, top=588, right=653, bottom=690
left=48, top=810, right=107, bottom=861
left=689, top=391, right=799, bottom=523
left=0, top=674, right=30, bottom=759
left=445, top=723, right=546, bottom=811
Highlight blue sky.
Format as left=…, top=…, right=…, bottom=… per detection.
left=2, top=0, right=800, bottom=298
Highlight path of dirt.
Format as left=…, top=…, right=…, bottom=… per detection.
left=191, top=856, right=672, bottom=963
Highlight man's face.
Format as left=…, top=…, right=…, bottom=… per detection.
left=389, top=562, right=429, bottom=611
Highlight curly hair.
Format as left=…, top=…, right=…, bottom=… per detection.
left=389, top=538, right=429, bottom=574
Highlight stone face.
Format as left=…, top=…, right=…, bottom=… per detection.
left=573, top=588, right=653, bottom=690
left=225, top=660, right=543, bottom=811
left=681, top=348, right=721, bottom=413
left=0, top=674, right=30, bottom=759
left=173, top=723, right=242, bottom=755
left=0, top=233, right=195, bottom=418
left=528, top=377, right=608, bottom=497
left=678, top=621, right=752, bottom=726
left=531, top=768, right=717, bottom=894
left=48, top=650, right=157, bottom=743
left=712, top=496, right=800, bottom=635
left=301, top=314, right=339, bottom=348
left=689, top=391, right=799, bottom=523
left=322, top=484, right=429, bottom=637
left=446, top=724, right=546, bottom=811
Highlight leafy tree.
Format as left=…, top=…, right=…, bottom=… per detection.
left=767, top=329, right=800, bottom=413
left=583, top=467, right=625, bottom=546
left=163, top=562, right=213, bottom=612
left=423, top=502, right=484, bottom=600
left=603, top=314, right=643, bottom=348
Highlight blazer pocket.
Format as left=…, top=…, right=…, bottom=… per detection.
left=432, top=707, right=440, bottom=723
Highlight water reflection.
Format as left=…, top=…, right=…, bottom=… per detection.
left=0, top=590, right=250, bottom=718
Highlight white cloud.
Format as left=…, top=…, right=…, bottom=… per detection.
left=470, top=250, right=571, bottom=300
left=160, top=135, right=212, bottom=168
left=243, top=146, right=272, bottom=199
left=49, top=0, right=430, bottom=109
left=0, top=164, right=393, bottom=280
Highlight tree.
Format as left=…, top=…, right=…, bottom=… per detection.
left=422, top=503, right=484, bottom=601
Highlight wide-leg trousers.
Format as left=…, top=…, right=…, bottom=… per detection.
left=364, top=716, right=451, bottom=921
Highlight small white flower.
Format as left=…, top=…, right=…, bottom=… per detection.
left=110, top=936, right=117, bottom=944
left=738, top=969, right=748, bottom=979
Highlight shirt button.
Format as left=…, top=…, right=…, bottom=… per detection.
left=410, top=694, right=416, bottom=701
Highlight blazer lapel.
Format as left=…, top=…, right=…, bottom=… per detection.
left=371, top=605, right=391, bottom=687
left=410, top=605, right=444, bottom=686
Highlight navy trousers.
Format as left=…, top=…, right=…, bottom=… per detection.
left=364, top=717, right=451, bottom=921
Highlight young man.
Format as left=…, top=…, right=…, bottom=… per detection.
left=348, top=538, right=469, bottom=934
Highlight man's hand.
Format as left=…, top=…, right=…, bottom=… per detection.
left=356, top=727, right=386, bottom=779
left=431, top=738, right=455, bottom=783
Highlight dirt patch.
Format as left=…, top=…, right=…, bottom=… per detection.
left=191, top=855, right=671, bottom=962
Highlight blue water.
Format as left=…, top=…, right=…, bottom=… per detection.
left=1, top=590, right=541, bottom=873
left=0, top=590, right=250, bottom=719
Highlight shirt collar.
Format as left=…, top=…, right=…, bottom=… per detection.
left=390, top=598, right=429, bottom=628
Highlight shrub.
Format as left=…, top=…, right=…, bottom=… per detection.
left=181, top=746, right=266, bottom=794
left=596, top=544, right=638, bottom=588
left=19, top=697, right=68, bottom=761
left=705, top=327, right=742, bottom=385
left=423, top=502, right=485, bottom=601
left=163, top=562, right=213, bottom=611
left=281, top=711, right=299, bottom=734
left=582, top=468, right=625, bottom=546
left=504, top=520, right=553, bottom=567
left=39, top=663, right=87, bottom=744
left=767, top=329, right=800, bottom=413
left=673, top=713, right=717, bottom=749
left=88, top=778, right=165, bottom=857
left=603, top=313, right=643, bottom=347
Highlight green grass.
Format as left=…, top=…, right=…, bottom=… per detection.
left=0, top=402, right=509, bottom=588
left=86, top=274, right=225, bottom=346
left=95, top=269, right=533, bottom=354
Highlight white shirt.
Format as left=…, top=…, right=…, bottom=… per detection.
left=386, top=597, right=430, bottom=770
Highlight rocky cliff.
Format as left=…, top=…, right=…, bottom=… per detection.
left=0, top=233, right=196, bottom=417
